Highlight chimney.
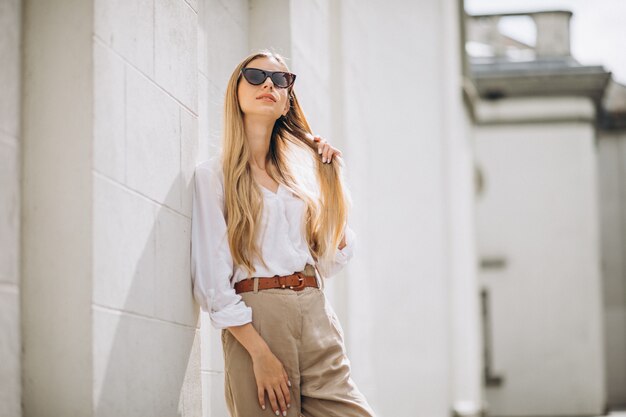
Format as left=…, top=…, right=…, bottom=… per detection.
left=533, top=11, right=572, bottom=57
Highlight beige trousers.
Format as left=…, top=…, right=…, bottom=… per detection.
left=221, top=273, right=376, bottom=417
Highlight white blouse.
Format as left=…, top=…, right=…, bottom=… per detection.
left=190, top=156, right=357, bottom=330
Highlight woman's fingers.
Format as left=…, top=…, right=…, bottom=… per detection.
left=281, top=369, right=292, bottom=411
left=313, top=134, right=343, bottom=163
left=322, top=143, right=331, bottom=162
left=258, top=386, right=266, bottom=410
left=280, top=379, right=291, bottom=409
left=283, top=369, right=291, bottom=387
left=274, top=384, right=288, bottom=415
left=252, top=352, right=292, bottom=414
left=257, top=381, right=289, bottom=415
left=322, top=143, right=342, bottom=164
left=280, top=370, right=292, bottom=408
left=266, top=386, right=280, bottom=415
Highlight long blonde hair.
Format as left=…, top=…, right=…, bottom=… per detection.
left=220, top=49, right=352, bottom=278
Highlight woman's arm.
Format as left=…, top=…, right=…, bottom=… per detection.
left=190, top=159, right=291, bottom=415
left=190, top=159, right=254, bottom=329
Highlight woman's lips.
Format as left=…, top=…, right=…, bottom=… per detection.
left=258, top=97, right=275, bottom=102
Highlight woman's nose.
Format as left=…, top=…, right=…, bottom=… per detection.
left=262, top=76, right=275, bottom=88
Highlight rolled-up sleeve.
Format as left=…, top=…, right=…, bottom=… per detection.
left=190, top=160, right=252, bottom=329
left=318, top=220, right=357, bottom=279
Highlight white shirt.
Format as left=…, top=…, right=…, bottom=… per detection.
left=190, top=156, right=357, bottom=330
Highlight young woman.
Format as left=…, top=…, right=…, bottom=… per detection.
left=190, top=50, right=376, bottom=417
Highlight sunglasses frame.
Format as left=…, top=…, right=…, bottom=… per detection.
left=240, top=67, right=297, bottom=89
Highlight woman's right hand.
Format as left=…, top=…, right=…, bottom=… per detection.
left=252, top=349, right=292, bottom=415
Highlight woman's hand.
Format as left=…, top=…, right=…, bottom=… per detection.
left=252, top=349, right=292, bottom=415
left=313, top=134, right=342, bottom=164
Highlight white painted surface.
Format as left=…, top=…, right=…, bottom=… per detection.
left=93, top=0, right=201, bottom=414
left=0, top=0, right=21, bottom=414
left=475, top=118, right=606, bottom=416
left=22, top=0, right=94, bottom=415
left=19, top=0, right=203, bottom=415
left=597, top=131, right=626, bottom=407
left=475, top=96, right=596, bottom=124
left=337, top=0, right=474, bottom=416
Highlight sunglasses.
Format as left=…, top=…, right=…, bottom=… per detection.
left=240, top=67, right=296, bottom=89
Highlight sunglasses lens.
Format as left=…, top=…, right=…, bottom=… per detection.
left=243, top=68, right=266, bottom=85
left=272, top=72, right=294, bottom=88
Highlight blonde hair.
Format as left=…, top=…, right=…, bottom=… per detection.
left=220, top=49, right=352, bottom=278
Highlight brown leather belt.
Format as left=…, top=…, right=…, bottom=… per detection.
left=234, top=264, right=318, bottom=294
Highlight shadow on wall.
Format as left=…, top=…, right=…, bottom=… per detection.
left=93, top=170, right=201, bottom=415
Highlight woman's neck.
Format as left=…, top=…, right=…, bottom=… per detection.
left=243, top=115, right=273, bottom=170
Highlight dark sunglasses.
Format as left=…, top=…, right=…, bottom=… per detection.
left=240, top=67, right=296, bottom=89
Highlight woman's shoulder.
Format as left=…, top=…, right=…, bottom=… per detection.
left=196, top=155, right=223, bottom=177
left=195, top=155, right=225, bottom=190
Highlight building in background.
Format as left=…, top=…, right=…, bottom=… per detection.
left=465, top=8, right=626, bottom=415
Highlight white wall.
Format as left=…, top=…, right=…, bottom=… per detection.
left=0, top=0, right=22, bottom=416
left=443, top=2, right=484, bottom=414
left=598, top=130, right=626, bottom=407
left=93, top=0, right=201, bottom=415
left=474, top=99, right=606, bottom=415
left=22, top=1, right=94, bottom=414
left=21, top=0, right=202, bottom=415
left=339, top=0, right=474, bottom=416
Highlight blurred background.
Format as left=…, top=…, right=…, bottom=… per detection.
left=1, top=0, right=625, bottom=416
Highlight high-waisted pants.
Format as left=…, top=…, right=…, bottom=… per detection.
left=221, top=270, right=377, bottom=417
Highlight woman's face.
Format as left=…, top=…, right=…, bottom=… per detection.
left=237, top=56, right=291, bottom=121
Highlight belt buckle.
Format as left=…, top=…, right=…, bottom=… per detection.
left=289, top=273, right=306, bottom=291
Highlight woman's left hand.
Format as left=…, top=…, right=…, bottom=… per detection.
left=313, top=135, right=342, bottom=164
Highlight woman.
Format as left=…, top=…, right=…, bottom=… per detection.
left=190, top=49, right=376, bottom=417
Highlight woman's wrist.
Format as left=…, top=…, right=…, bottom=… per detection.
left=227, top=322, right=272, bottom=360
left=246, top=332, right=272, bottom=360
left=249, top=343, right=273, bottom=361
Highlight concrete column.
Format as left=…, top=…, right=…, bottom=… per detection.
left=339, top=0, right=474, bottom=415
left=22, top=0, right=94, bottom=414
left=443, top=1, right=484, bottom=416
left=0, top=0, right=23, bottom=416
left=21, top=0, right=201, bottom=415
